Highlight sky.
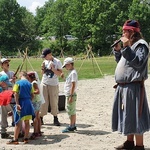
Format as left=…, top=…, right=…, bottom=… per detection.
left=17, top=0, right=48, bottom=15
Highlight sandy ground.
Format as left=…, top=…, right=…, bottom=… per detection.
left=0, top=75, right=150, bottom=150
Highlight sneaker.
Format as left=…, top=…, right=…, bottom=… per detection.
left=6, top=139, right=19, bottom=145
left=7, top=111, right=13, bottom=116
left=1, top=133, right=10, bottom=139
left=115, top=140, right=134, bottom=150
left=54, top=117, right=60, bottom=126
left=62, top=126, right=77, bottom=133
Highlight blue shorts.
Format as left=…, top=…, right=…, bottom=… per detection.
left=32, top=101, right=42, bottom=112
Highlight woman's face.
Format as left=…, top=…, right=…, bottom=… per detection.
left=122, top=29, right=134, bottom=39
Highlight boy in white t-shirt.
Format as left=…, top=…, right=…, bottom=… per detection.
left=62, top=57, right=78, bottom=133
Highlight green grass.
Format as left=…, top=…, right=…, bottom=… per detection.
left=6, top=56, right=150, bottom=81
left=8, top=56, right=117, bottom=81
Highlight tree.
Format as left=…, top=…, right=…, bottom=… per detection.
left=128, top=0, right=150, bottom=42
left=18, top=7, right=41, bottom=55
left=0, top=0, right=24, bottom=54
left=0, top=0, right=40, bottom=55
left=34, top=0, right=150, bottom=56
left=35, top=0, right=71, bottom=56
left=2, top=0, right=149, bottom=56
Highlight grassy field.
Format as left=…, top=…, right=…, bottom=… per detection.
left=7, top=56, right=116, bottom=81
left=4, top=56, right=150, bottom=81
left=7, top=57, right=116, bottom=81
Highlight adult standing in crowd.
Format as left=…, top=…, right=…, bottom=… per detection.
left=112, top=20, right=150, bottom=150
left=0, top=58, right=16, bottom=138
left=40, top=48, right=63, bottom=126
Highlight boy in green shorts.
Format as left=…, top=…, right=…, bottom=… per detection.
left=62, top=57, right=78, bottom=133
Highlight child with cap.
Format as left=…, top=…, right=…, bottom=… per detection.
left=0, top=75, right=12, bottom=126
left=0, top=75, right=14, bottom=111
left=0, top=74, right=12, bottom=92
left=62, top=57, right=78, bottom=133
left=0, top=58, right=16, bottom=138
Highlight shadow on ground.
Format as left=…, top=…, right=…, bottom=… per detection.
left=77, top=129, right=111, bottom=136
left=24, top=134, right=69, bottom=145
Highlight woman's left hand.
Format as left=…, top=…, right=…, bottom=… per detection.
left=120, top=37, right=130, bottom=47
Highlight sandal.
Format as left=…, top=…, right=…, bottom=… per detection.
left=7, top=139, right=19, bottom=145
left=23, top=138, right=29, bottom=144
left=38, top=131, right=44, bottom=136
left=29, top=133, right=37, bottom=140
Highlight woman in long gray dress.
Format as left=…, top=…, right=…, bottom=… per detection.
left=112, top=20, right=150, bottom=150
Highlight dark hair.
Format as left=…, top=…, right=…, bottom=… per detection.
left=41, top=48, right=51, bottom=58
left=27, top=72, right=36, bottom=80
left=71, top=62, right=74, bottom=66
left=130, top=31, right=143, bottom=45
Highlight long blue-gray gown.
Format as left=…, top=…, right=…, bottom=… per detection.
left=112, top=39, right=150, bottom=135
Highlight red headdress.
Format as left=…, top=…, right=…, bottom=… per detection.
left=123, top=20, right=140, bottom=32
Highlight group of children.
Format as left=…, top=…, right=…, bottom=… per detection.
left=0, top=56, right=78, bottom=145
left=5, top=71, right=43, bottom=144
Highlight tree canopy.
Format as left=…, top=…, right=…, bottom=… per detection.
left=0, top=0, right=150, bottom=56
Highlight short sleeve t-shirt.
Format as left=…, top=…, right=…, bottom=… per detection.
left=41, top=57, right=62, bottom=86
left=13, top=79, right=34, bottom=99
left=64, top=69, right=78, bottom=96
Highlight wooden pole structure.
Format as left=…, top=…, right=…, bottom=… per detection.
left=78, top=44, right=103, bottom=76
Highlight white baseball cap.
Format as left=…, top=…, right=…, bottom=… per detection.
left=0, top=58, right=11, bottom=64
left=62, top=57, right=74, bottom=68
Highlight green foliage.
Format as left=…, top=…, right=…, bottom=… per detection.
left=35, top=0, right=145, bottom=56
left=128, top=0, right=150, bottom=41
left=1, top=0, right=150, bottom=56
left=0, top=0, right=23, bottom=54
left=0, top=0, right=41, bottom=55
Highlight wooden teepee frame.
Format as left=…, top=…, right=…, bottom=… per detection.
left=78, top=44, right=103, bottom=76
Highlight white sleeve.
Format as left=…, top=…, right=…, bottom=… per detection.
left=57, top=60, right=62, bottom=70
left=71, top=72, right=77, bottom=82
